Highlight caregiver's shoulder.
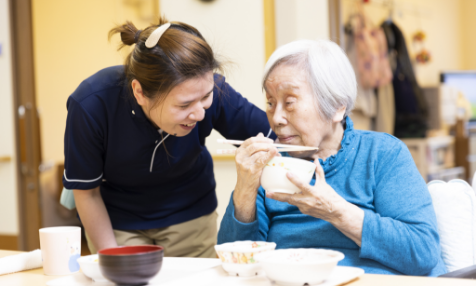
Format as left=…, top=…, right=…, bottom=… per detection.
left=70, top=65, right=125, bottom=104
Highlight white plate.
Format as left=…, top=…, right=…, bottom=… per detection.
left=47, top=258, right=364, bottom=286
left=309, top=266, right=364, bottom=286
left=158, top=265, right=364, bottom=286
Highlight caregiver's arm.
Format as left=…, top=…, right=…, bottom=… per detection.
left=74, top=188, right=117, bottom=251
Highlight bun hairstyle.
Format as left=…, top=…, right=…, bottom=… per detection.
left=109, top=16, right=222, bottom=106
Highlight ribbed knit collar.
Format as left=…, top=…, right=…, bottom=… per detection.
left=282, top=116, right=356, bottom=179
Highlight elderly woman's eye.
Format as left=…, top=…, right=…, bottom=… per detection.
left=266, top=102, right=274, bottom=108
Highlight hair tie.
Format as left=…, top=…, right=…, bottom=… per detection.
left=134, top=30, right=142, bottom=44
left=145, top=23, right=171, bottom=48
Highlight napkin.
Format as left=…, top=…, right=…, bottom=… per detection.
left=0, top=249, right=43, bottom=275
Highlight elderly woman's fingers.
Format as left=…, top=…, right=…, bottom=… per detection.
left=246, top=142, right=276, bottom=157
left=237, top=133, right=273, bottom=150
left=235, top=135, right=274, bottom=161
left=286, top=172, right=313, bottom=194
left=266, top=192, right=309, bottom=207
left=314, top=160, right=325, bottom=181
left=266, top=191, right=293, bottom=203
left=250, top=146, right=279, bottom=165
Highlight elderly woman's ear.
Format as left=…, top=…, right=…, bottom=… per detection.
left=332, top=106, right=347, bottom=123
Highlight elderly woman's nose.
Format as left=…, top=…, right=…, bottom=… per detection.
left=189, top=103, right=206, bottom=121
left=272, top=106, right=287, bottom=126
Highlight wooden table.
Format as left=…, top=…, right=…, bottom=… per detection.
left=0, top=250, right=474, bottom=286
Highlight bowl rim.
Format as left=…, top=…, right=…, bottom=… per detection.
left=77, top=254, right=98, bottom=264
left=255, top=248, right=344, bottom=265
left=266, top=156, right=316, bottom=168
left=214, top=240, right=276, bottom=253
left=98, top=245, right=164, bottom=256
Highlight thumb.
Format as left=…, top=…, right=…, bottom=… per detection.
left=314, top=160, right=325, bottom=181
left=257, top=132, right=264, bottom=138
left=259, top=146, right=279, bottom=166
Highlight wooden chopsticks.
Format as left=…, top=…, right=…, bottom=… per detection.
left=216, top=139, right=319, bottom=154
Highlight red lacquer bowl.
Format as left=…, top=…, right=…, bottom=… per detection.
left=98, top=245, right=164, bottom=286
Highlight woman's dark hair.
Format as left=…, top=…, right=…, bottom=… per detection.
left=109, top=16, right=222, bottom=106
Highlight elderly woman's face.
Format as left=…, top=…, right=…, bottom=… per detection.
left=265, top=64, right=334, bottom=156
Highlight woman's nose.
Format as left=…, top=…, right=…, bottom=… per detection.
left=189, top=104, right=206, bottom=121
left=272, top=106, right=287, bottom=126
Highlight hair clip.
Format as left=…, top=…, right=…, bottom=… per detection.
left=145, top=23, right=171, bottom=48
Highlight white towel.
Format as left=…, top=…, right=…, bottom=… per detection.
left=0, top=249, right=43, bottom=275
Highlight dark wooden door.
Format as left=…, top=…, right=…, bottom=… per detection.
left=9, top=0, right=43, bottom=251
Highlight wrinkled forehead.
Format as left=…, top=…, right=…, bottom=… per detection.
left=264, top=64, right=309, bottom=95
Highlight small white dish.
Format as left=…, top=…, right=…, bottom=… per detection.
left=316, top=266, right=364, bottom=286
left=256, top=248, right=345, bottom=286
left=261, top=157, right=316, bottom=194
left=214, top=241, right=276, bottom=277
left=77, top=254, right=108, bottom=283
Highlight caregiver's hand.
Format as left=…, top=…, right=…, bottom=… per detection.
left=267, top=161, right=365, bottom=247
left=233, top=133, right=279, bottom=223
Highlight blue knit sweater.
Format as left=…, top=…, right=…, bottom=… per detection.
left=218, top=117, right=447, bottom=276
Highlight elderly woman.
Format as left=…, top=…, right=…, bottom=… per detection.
left=217, top=39, right=447, bottom=276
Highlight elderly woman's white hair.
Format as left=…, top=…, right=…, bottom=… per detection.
left=263, top=39, right=357, bottom=121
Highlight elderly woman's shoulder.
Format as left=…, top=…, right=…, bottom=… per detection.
left=354, top=129, right=408, bottom=152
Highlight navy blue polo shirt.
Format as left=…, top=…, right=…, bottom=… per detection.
left=63, top=66, right=275, bottom=230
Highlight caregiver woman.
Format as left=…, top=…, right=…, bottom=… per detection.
left=62, top=18, right=274, bottom=257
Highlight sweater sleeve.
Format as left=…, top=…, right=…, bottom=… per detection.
left=211, top=75, right=275, bottom=140
left=359, top=140, right=442, bottom=275
left=218, top=188, right=270, bottom=243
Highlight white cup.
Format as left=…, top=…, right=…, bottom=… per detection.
left=39, top=226, right=81, bottom=276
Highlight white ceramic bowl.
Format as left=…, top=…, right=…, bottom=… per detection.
left=261, top=157, right=316, bottom=194
left=77, top=254, right=108, bottom=282
left=214, top=241, right=276, bottom=277
left=256, top=249, right=344, bottom=286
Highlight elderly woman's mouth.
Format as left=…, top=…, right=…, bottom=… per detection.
left=278, top=135, right=297, bottom=143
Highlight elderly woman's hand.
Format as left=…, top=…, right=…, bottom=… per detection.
left=233, top=133, right=279, bottom=223
left=267, top=161, right=365, bottom=246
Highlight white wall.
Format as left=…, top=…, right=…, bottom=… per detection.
left=275, top=0, right=330, bottom=47
left=0, top=0, right=19, bottom=235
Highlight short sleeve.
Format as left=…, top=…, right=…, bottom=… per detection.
left=63, top=97, right=104, bottom=190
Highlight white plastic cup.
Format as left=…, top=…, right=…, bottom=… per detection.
left=39, top=226, right=81, bottom=276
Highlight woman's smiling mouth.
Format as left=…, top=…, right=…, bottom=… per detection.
left=179, top=122, right=197, bottom=130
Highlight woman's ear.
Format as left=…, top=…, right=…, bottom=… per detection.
left=132, top=79, right=148, bottom=107
left=332, top=106, right=346, bottom=123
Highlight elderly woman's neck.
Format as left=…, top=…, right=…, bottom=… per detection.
left=311, top=121, right=345, bottom=161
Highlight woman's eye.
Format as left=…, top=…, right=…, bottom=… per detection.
left=180, top=105, right=189, bottom=109
left=266, top=102, right=274, bottom=108
left=286, top=102, right=293, bottom=105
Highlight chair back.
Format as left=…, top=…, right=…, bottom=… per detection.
left=427, top=179, right=476, bottom=272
